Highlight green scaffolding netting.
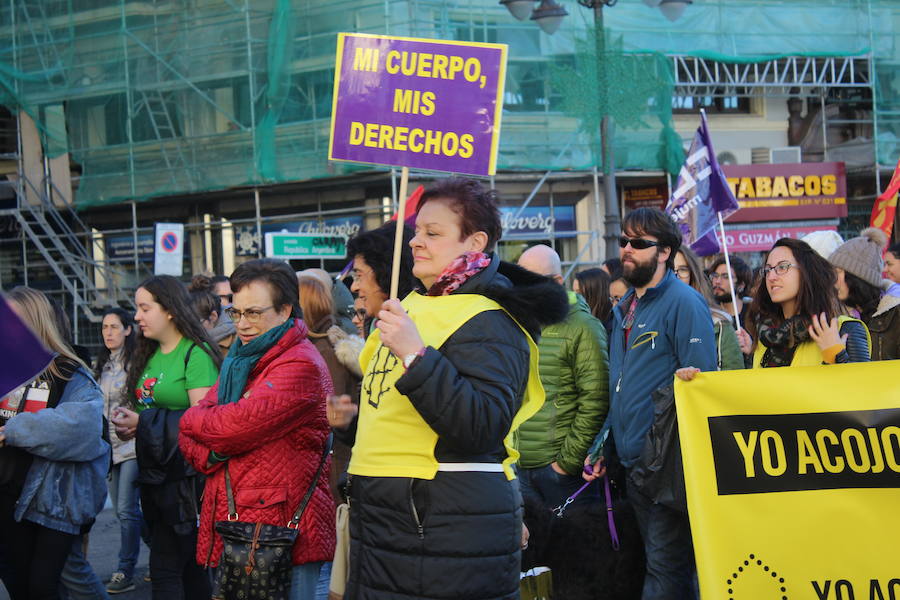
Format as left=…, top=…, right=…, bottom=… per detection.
left=0, top=0, right=897, bottom=209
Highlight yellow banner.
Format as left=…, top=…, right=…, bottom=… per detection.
left=675, top=362, right=900, bottom=600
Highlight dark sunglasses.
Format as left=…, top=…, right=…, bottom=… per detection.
left=618, top=236, right=660, bottom=250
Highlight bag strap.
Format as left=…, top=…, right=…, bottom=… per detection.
left=288, top=433, right=333, bottom=528
left=223, top=432, right=333, bottom=527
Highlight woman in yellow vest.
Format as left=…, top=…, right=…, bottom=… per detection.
left=344, top=177, right=568, bottom=600
left=747, top=238, right=870, bottom=367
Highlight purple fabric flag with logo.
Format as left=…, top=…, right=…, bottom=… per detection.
left=0, top=294, right=54, bottom=399
left=665, top=112, right=740, bottom=256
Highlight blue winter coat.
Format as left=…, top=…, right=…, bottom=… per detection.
left=4, top=366, right=110, bottom=534
left=597, top=270, right=717, bottom=467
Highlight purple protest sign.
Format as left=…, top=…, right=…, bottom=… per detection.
left=0, top=294, right=54, bottom=400
left=328, top=33, right=507, bottom=176
left=665, top=112, right=740, bottom=256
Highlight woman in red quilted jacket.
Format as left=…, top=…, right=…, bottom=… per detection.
left=179, top=259, right=335, bottom=600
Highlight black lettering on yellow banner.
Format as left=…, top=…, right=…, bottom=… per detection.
left=709, top=408, right=900, bottom=494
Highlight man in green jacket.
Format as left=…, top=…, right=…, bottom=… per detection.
left=516, top=245, right=609, bottom=508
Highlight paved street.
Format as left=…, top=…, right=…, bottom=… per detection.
left=0, top=507, right=151, bottom=600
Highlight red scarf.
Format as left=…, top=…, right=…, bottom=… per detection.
left=426, top=252, right=491, bottom=296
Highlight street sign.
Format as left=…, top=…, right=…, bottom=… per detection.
left=264, top=233, right=347, bottom=260
left=154, top=223, right=184, bottom=276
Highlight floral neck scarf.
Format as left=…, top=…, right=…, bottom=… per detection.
left=426, top=252, right=491, bottom=297
left=756, top=314, right=811, bottom=368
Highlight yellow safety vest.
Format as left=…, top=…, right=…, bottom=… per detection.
left=348, top=292, right=544, bottom=481
left=753, top=315, right=871, bottom=368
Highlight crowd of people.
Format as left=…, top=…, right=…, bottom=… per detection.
left=0, top=176, right=898, bottom=600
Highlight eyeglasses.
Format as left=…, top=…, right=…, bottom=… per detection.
left=353, top=309, right=367, bottom=320
left=762, top=262, right=797, bottom=278
left=674, top=266, right=691, bottom=280
left=708, top=272, right=730, bottom=282
left=224, top=306, right=274, bottom=323
left=619, top=236, right=660, bottom=250
left=218, top=294, right=233, bottom=305
left=351, top=268, right=374, bottom=283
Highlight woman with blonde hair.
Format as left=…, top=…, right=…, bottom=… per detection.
left=299, top=275, right=362, bottom=504
left=0, top=287, right=109, bottom=600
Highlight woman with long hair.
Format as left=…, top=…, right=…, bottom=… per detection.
left=747, top=238, right=870, bottom=367
left=0, top=287, right=109, bottom=600
left=828, top=228, right=900, bottom=361
left=94, top=307, right=143, bottom=594
left=344, top=177, right=568, bottom=599
left=179, top=259, right=335, bottom=600
left=673, top=247, right=744, bottom=371
left=299, top=275, right=362, bottom=504
left=573, top=267, right=613, bottom=329
left=110, top=275, right=221, bottom=600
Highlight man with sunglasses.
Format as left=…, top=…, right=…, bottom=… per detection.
left=583, top=207, right=717, bottom=600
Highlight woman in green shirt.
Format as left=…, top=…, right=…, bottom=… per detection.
left=111, top=275, right=221, bottom=600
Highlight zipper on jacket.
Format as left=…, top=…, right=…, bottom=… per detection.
left=408, top=479, right=424, bottom=540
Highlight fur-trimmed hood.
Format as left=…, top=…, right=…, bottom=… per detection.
left=448, top=254, right=570, bottom=341
left=874, top=291, right=900, bottom=318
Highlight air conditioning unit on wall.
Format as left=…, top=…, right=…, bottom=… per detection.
left=771, top=146, right=802, bottom=164
left=716, top=148, right=752, bottom=166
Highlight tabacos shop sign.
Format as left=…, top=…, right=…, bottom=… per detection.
left=722, top=162, right=847, bottom=222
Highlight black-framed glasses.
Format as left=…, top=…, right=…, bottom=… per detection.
left=673, top=266, right=691, bottom=280
left=218, top=293, right=233, bottom=305
left=353, top=309, right=367, bottom=320
left=761, top=262, right=797, bottom=278
left=224, top=306, right=274, bottom=324
left=619, top=236, right=661, bottom=250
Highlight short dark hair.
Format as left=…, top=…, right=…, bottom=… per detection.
left=709, top=254, right=753, bottom=295
left=747, top=238, right=841, bottom=345
left=230, top=259, right=300, bottom=319
left=889, top=242, right=900, bottom=260
left=346, top=223, right=416, bottom=299
left=602, top=257, right=622, bottom=281
left=417, top=177, right=502, bottom=253
left=211, top=274, right=230, bottom=285
left=621, top=208, right=681, bottom=270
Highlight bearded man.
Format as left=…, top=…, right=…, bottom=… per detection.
left=583, top=208, right=717, bottom=600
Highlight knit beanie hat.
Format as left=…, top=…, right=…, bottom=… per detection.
left=827, top=227, right=889, bottom=288
left=801, top=230, right=844, bottom=259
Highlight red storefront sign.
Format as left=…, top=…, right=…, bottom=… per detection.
left=722, top=162, right=847, bottom=222
left=624, top=185, right=667, bottom=210
left=717, top=225, right=838, bottom=253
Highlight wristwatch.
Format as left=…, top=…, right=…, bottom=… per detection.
left=402, top=347, right=426, bottom=370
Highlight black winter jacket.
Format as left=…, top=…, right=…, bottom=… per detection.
left=346, top=256, right=568, bottom=600
left=136, top=407, right=203, bottom=535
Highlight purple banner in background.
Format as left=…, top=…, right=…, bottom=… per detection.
left=665, top=112, right=740, bottom=256
left=328, top=33, right=507, bottom=176
left=0, top=294, right=54, bottom=399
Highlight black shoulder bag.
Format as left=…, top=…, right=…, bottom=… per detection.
left=212, top=434, right=333, bottom=600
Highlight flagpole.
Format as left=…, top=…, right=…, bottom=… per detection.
left=390, top=166, right=410, bottom=299
left=717, top=211, right=741, bottom=331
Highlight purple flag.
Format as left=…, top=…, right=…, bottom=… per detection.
left=0, top=294, right=54, bottom=399
left=665, top=112, right=740, bottom=256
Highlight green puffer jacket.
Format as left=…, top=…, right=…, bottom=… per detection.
left=516, top=292, right=609, bottom=475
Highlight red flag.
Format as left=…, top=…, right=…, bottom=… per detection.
left=390, top=185, right=424, bottom=226
left=870, top=156, right=900, bottom=241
